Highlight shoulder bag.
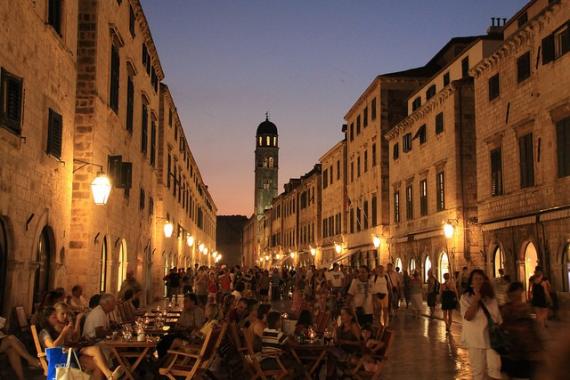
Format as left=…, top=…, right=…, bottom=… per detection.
left=55, top=348, right=90, bottom=380
left=479, top=301, right=511, bottom=355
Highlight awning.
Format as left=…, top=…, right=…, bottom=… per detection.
left=330, top=249, right=360, bottom=265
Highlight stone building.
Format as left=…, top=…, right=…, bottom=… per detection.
left=254, top=116, right=279, bottom=219
left=0, top=0, right=78, bottom=313
left=216, top=215, right=248, bottom=267
left=319, top=140, right=346, bottom=266
left=472, top=0, right=570, bottom=300
left=386, top=36, right=502, bottom=282
left=343, top=69, right=435, bottom=268
left=296, top=165, right=322, bottom=267
left=0, top=0, right=216, bottom=313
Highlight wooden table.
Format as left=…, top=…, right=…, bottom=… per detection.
left=288, top=340, right=329, bottom=379
left=102, top=338, right=157, bottom=380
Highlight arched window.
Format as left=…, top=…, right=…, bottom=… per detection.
left=439, top=251, right=449, bottom=283
left=424, top=256, right=432, bottom=283
left=266, top=136, right=271, bottom=146
left=262, top=158, right=268, bottom=168
left=268, top=157, right=274, bottom=168
left=524, top=242, right=538, bottom=290
left=100, top=238, right=108, bottom=292
left=395, top=257, right=403, bottom=271
left=409, top=258, right=416, bottom=273
left=493, top=247, right=504, bottom=278
left=273, top=136, right=277, bottom=146
left=258, top=137, right=262, bottom=146
left=33, top=227, right=54, bottom=309
left=117, top=240, right=127, bottom=292
left=563, top=244, right=570, bottom=292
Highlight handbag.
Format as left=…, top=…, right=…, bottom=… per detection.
left=480, top=301, right=511, bottom=355
left=55, top=348, right=90, bottom=380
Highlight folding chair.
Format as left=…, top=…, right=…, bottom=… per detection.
left=30, top=325, right=48, bottom=376
left=243, top=328, right=289, bottom=380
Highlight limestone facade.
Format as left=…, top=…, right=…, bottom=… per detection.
left=472, top=0, right=570, bottom=298
left=0, top=0, right=78, bottom=314
left=387, top=37, right=502, bottom=282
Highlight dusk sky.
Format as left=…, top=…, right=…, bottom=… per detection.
left=141, top=0, right=526, bottom=216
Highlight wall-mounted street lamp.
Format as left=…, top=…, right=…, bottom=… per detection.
left=310, top=247, right=316, bottom=256
left=276, top=253, right=282, bottom=260
left=73, top=159, right=112, bottom=205
left=334, top=242, right=342, bottom=254
left=198, top=243, right=205, bottom=254
left=443, top=223, right=455, bottom=239
left=290, top=251, right=296, bottom=259
left=187, top=234, right=194, bottom=247
left=372, top=235, right=381, bottom=249
left=163, top=221, right=174, bottom=238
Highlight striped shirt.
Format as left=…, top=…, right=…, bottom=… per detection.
left=261, top=328, right=288, bottom=355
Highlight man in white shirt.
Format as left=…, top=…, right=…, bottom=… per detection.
left=387, top=263, right=401, bottom=313
left=325, top=263, right=345, bottom=291
left=83, top=293, right=116, bottom=339
left=373, top=265, right=390, bottom=327
left=347, top=266, right=375, bottom=326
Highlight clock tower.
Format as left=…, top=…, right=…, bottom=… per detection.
left=254, top=115, right=279, bottom=219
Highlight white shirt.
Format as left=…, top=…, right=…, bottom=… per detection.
left=348, top=278, right=375, bottom=315
left=82, top=305, right=108, bottom=338
left=460, top=294, right=502, bottom=349
left=373, top=275, right=389, bottom=294
left=325, top=270, right=345, bottom=288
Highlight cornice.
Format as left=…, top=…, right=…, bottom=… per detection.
left=132, top=0, right=165, bottom=80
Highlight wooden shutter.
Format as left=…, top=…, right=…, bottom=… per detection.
left=47, top=109, right=63, bottom=158
left=0, top=69, right=23, bottom=133
left=48, top=0, right=62, bottom=35
left=491, top=148, right=502, bottom=195
left=436, top=112, right=444, bottom=134
left=120, top=162, right=132, bottom=189
left=108, top=155, right=123, bottom=185
left=110, top=44, right=120, bottom=113
left=519, top=133, right=534, bottom=187
left=141, top=103, right=148, bottom=154
left=150, top=120, right=157, bottom=166
left=557, top=118, right=570, bottom=178
left=542, top=34, right=555, bottom=64
left=126, top=76, right=134, bottom=133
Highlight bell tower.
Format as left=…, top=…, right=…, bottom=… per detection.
left=254, top=114, right=279, bottom=219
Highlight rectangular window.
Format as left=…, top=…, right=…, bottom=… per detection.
left=372, top=143, right=377, bottom=166
left=371, top=98, right=377, bottom=120
left=350, top=123, right=354, bottom=142
left=461, top=56, right=469, bottom=78
left=357, top=156, right=361, bottom=177
left=350, top=161, right=354, bottom=182
left=443, top=72, right=450, bottom=86
left=167, top=154, right=171, bottom=188
left=491, top=148, right=503, bottom=196
left=150, top=120, right=157, bottom=166
left=323, top=218, right=328, bottom=238
left=394, top=191, right=400, bottom=223
left=168, top=108, right=173, bottom=127
left=426, top=84, right=436, bottom=100
left=406, top=185, right=413, bottom=220
left=393, top=143, right=399, bottom=160
left=412, top=97, right=421, bottom=111
left=363, top=201, right=369, bottom=229
left=330, top=166, right=333, bottom=185
left=0, top=69, right=23, bottom=134
left=517, top=51, right=531, bottom=83
left=420, top=179, right=428, bottom=216
left=371, top=194, right=377, bottom=226
left=322, top=169, right=328, bottom=189
left=350, top=208, right=354, bottom=233
left=48, top=0, right=62, bottom=36
left=337, top=160, right=340, bottom=180
left=363, top=107, right=368, bottom=127
left=356, top=207, right=361, bottom=232
left=126, top=76, right=134, bottom=133
left=403, top=133, right=412, bottom=152
left=519, top=133, right=534, bottom=188
left=556, top=117, right=570, bottom=177
left=109, top=43, right=120, bottom=113
left=416, top=124, right=427, bottom=144
left=141, top=103, right=148, bottom=155
left=488, top=73, right=500, bottom=101
left=47, top=109, right=63, bottom=159
left=553, top=23, right=569, bottom=59
left=129, top=6, right=136, bottom=37
left=435, top=112, right=444, bottom=134
left=336, top=213, right=341, bottom=235
left=364, top=150, right=368, bottom=172
left=149, top=197, right=154, bottom=216
left=356, top=115, right=361, bottom=135
left=139, top=188, right=145, bottom=210
left=436, top=171, right=445, bottom=211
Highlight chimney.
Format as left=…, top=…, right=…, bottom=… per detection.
left=486, top=16, right=505, bottom=39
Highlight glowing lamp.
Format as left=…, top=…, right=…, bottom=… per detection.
left=91, top=174, right=112, bottom=205
left=163, top=222, right=174, bottom=238
left=186, top=235, right=194, bottom=247
left=198, top=243, right=205, bottom=253
left=372, top=236, right=381, bottom=249
left=310, top=247, right=316, bottom=256
left=276, top=253, right=282, bottom=260
left=334, top=243, right=342, bottom=254
left=443, top=223, right=455, bottom=239
left=290, top=252, right=295, bottom=258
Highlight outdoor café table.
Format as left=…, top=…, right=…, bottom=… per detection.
left=288, top=338, right=329, bottom=379
left=101, top=337, right=157, bottom=380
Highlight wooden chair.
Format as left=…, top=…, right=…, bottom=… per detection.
left=242, top=327, right=289, bottom=380
left=30, top=325, right=48, bottom=376
left=14, top=306, right=29, bottom=332
left=158, top=322, right=224, bottom=379
left=351, top=328, right=394, bottom=380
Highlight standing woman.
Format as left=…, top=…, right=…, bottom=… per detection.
left=409, top=271, right=424, bottom=319
left=529, top=269, right=551, bottom=328
left=440, top=273, right=458, bottom=331
left=426, top=269, right=439, bottom=318
left=460, top=269, right=502, bottom=380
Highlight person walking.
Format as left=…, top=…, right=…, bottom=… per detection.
left=372, top=265, right=390, bottom=327
left=347, top=266, right=375, bottom=327
left=529, top=269, right=551, bottom=328
left=409, top=271, right=424, bottom=318
left=460, top=269, right=502, bottom=380
left=440, top=272, right=458, bottom=331
left=426, top=269, right=439, bottom=318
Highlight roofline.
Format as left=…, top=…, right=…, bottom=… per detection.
left=133, top=0, right=165, bottom=80
left=319, top=140, right=345, bottom=162
left=503, top=0, right=539, bottom=32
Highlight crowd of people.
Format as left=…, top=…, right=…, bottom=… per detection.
left=0, top=261, right=564, bottom=379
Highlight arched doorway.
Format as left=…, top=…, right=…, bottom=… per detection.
left=33, top=226, right=55, bottom=310
left=439, top=251, right=449, bottom=283
left=395, top=257, right=403, bottom=271
left=523, top=242, right=539, bottom=289
left=117, top=240, right=127, bottom=292
left=563, top=243, right=570, bottom=292
left=409, top=258, right=416, bottom=274
left=100, top=238, right=108, bottom=293
left=424, top=256, right=432, bottom=283
left=0, top=219, right=8, bottom=314
left=493, top=246, right=504, bottom=278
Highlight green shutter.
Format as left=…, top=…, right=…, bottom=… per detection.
left=542, top=34, right=555, bottom=64
left=47, top=109, right=63, bottom=159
